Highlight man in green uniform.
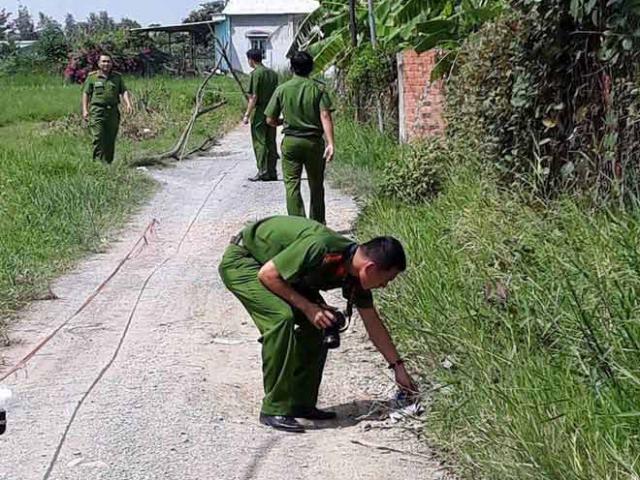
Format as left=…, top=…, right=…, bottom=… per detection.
left=243, top=49, right=279, bottom=182
left=82, top=54, right=133, bottom=164
left=265, top=51, right=335, bottom=224
left=219, top=216, right=417, bottom=433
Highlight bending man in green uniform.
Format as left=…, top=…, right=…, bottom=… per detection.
left=219, top=216, right=417, bottom=433
left=243, top=49, right=279, bottom=182
left=82, top=54, right=133, bottom=164
left=265, top=51, right=335, bottom=224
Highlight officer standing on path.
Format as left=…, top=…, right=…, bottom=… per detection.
left=243, top=49, right=280, bottom=182
left=265, top=51, right=335, bottom=224
left=219, top=216, right=417, bottom=433
left=82, top=54, right=133, bottom=164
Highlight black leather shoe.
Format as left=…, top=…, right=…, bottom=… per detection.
left=295, top=408, right=337, bottom=420
left=248, top=173, right=264, bottom=182
left=259, top=413, right=305, bottom=433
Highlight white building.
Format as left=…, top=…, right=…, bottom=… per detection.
left=222, top=0, right=319, bottom=74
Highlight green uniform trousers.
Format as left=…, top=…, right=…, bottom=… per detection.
left=89, top=104, right=120, bottom=164
left=281, top=135, right=326, bottom=224
left=251, top=108, right=278, bottom=178
left=218, top=243, right=327, bottom=416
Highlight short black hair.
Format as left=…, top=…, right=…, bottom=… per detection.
left=246, top=48, right=263, bottom=63
left=290, top=51, right=314, bottom=76
left=361, top=237, right=407, bottom=272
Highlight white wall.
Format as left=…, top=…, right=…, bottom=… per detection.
left=228, top=14, right=305, bottom=73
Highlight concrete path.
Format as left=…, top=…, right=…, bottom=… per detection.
left=0, top=125, right=449, bottom=480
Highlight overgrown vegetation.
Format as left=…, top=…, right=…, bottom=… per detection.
left=335, top=116, right=640, bottom=478
left=328, top=1, right=640, bottom=479
left=0, top=74, right=244, bottom=322
left=354, top=166, right=640, bottom=479
left=295, top=0, right=505, bottom=131
left=0, top=8, right=175, bottom=80
left=449, top=0, right=640, bottom=203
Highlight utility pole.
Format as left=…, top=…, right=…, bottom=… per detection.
left=367, top=0, right=384, bottom=133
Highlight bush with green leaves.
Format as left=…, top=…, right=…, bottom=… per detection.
left=35, top=23, right=69, bottom=67
left=343, top=44, right=398, bottom=128
left=380, top=140, right=445, bottom=204
left=447, top=0, right=640, bottom=203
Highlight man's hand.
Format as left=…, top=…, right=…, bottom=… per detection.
left=394, top=363, right=418, bottom=395
left=123, top=103, right=133, bottom=115
left=305, top=305, right=336, bottom=329
left=243, top=113, right=250, bottom=125
left=82, top=111, right=89, bottom=124
left=323, top=143, right=335, bottom=162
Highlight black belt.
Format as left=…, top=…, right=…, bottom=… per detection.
left=229, top=232, right=243, bottom=246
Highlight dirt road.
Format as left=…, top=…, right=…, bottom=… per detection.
left=0, top=125, right=448, bottom=480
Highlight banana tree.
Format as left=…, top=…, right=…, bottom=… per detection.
left=290, top=0, right=505, bottom=76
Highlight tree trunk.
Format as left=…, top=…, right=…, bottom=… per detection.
left=367, top=0, right=378, bottom=49
left=349, top=0, right=358, bottom=47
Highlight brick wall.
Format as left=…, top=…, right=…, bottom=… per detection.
left=398, top=50, right=446, bottom=143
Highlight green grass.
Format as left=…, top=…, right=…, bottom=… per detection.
left=0, top=74, right=245, bottom=322
left=334, top=118, right=640, bottom=479
left=328, top=119, right=400, bottom=199
left=0, top=74, right=78, bottom=126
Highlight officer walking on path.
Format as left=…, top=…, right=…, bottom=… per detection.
left=82, top=54, right=133, bottom=164
left=265, top=51, right=335, bottom=224
left=219, top=216, right=417, bottom=433
left=243, top=49, right=280, bottom=182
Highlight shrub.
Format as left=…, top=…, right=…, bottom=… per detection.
left=63, top=30, right=169, bottom=84
left=380, top=140, right=445, bottom=204
left=34, top=24, right=69, bottom=68
left=342, top=44, right=398, bottom=132
left=447, top=1, right=640, bottom=203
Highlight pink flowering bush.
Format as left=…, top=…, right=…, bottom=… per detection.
left=63, top=32, right=168, bottom=83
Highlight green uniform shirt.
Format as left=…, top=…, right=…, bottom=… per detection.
left=248, top=64, right=279, bottom=110
left=264, top=75, right=333, bottom=138
left=241, top=216, right=374, bottom=308
left=83, top=71, right=127, bottom=107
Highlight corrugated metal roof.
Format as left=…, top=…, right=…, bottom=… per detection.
left=131, top=17, right=225, bottom=34
left=223, top=0, right=319, bottom=15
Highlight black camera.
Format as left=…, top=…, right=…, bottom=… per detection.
left=0, top=409, right=6, bottom=435
left=323, top=310, right=347, bottom=350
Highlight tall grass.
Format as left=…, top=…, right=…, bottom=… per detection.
left=328, top=119, right=400, bottom=198
left=336, top=118, right=640, bottom=479
left=0, top=129, right=152, bottom=318
left=0, top=75, right=78, bottom=126
left=0, top=74, right=245, bottom=321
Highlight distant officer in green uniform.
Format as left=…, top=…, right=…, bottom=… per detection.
left=82, top=54, right=133, bottom=164
left=265, top=51, right=335, bottom=225
left=243, top=48, right=279, bottom=182
left=219, top=216, right=417, bottom=433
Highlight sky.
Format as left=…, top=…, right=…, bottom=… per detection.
left=0, top=1, right=204, bottom=27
